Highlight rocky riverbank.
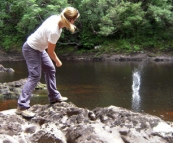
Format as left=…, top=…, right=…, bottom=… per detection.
left=0, top=77, right=46, bottom=99
left=0, top=49, right=173, bottom=62
left=0, top=102, right=173, bottom=143
left=0, top=50, right=24, bottom=61
left=59, top=52, right=173, bottom=62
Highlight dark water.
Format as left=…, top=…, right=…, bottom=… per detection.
left=0, top=60, right=173, bottom=121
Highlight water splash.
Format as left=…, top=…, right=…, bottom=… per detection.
left=132, top=70, right=141, bottom=111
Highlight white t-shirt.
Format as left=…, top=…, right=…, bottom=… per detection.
left=27, top=15, right=62, bottom=52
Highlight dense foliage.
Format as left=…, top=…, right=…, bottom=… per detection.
left=1, top=0, right=173, bottom=53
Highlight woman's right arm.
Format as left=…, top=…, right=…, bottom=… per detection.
left=47, top=42, right=62, bottom=67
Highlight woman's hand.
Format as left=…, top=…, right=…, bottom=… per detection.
left=56, top=60, right=62, bottom=67
left=47, top=42, right=62, bottom=67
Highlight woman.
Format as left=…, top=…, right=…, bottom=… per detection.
left=16, top=7, right=80, bottom=118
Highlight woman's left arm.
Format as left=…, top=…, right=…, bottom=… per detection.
left=47, top=42, right=62, bottom=67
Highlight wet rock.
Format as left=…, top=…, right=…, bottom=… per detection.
left=0, top=64, right=15, bottom=73
left=0, top=78, right=46, bottom=99
left=0, top=103, right=172, bottom=143
left=5, top=68, right=15, bottom=73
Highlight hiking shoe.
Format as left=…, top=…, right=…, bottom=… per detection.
left=16, top=106, right=35, bottom=118
left=50, top=96, right=68, bottom=104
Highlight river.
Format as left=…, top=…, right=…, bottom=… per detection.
left=0, top=60, right=173, bottom=121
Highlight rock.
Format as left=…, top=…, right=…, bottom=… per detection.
left=66, top=124, right=124, bottom=143
left=0, top=65, right=5, bottom=72
left=0, top=64, right=15, bottom=73
left=5, top=68, right=15, bottom=73
left=30, top=123, right=66, bottom=143
left=0, top=134, right=20, bottom=143
left=0, top=78, right=46, bottom=99
left=0, top=103, right=172, bottom=143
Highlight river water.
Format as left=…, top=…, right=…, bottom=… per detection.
left=0, top=60, right=173, bottom=121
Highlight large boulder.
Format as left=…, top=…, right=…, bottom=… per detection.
left=0, top=102, right=172, bottom=143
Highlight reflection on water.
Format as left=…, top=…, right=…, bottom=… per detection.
left=132, top=70, right=141, bottom=112
left=0, top=61, right=173, bottom=121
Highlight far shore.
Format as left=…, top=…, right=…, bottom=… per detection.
left=0, top=49, right=173, bottom=62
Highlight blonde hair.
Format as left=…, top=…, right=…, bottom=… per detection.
left=60, top=7, right=80, bottom=33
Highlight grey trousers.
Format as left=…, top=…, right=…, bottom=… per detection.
left=18, top=42, right=61, bottom=108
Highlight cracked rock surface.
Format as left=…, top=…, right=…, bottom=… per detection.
left=0, top=102, right=172, bottom=143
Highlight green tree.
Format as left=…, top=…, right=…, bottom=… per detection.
left=1, top=0, right=173, bottom=52
left=77, top=0, right=173, bottom=50
left=0, top=0, right=68, bottom=50
left=0, top=0, right=27, bottom=50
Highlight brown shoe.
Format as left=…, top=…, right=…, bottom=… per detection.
left=16, top=106, right=35, bottom=118
left=50, top=96, right=68, bottom=104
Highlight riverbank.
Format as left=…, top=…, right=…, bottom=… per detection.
left=0, top=49, right=173, bottom=62
left=59, top=51, right=173, bottom=62
left=0, top=49, right=24, bottom=61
